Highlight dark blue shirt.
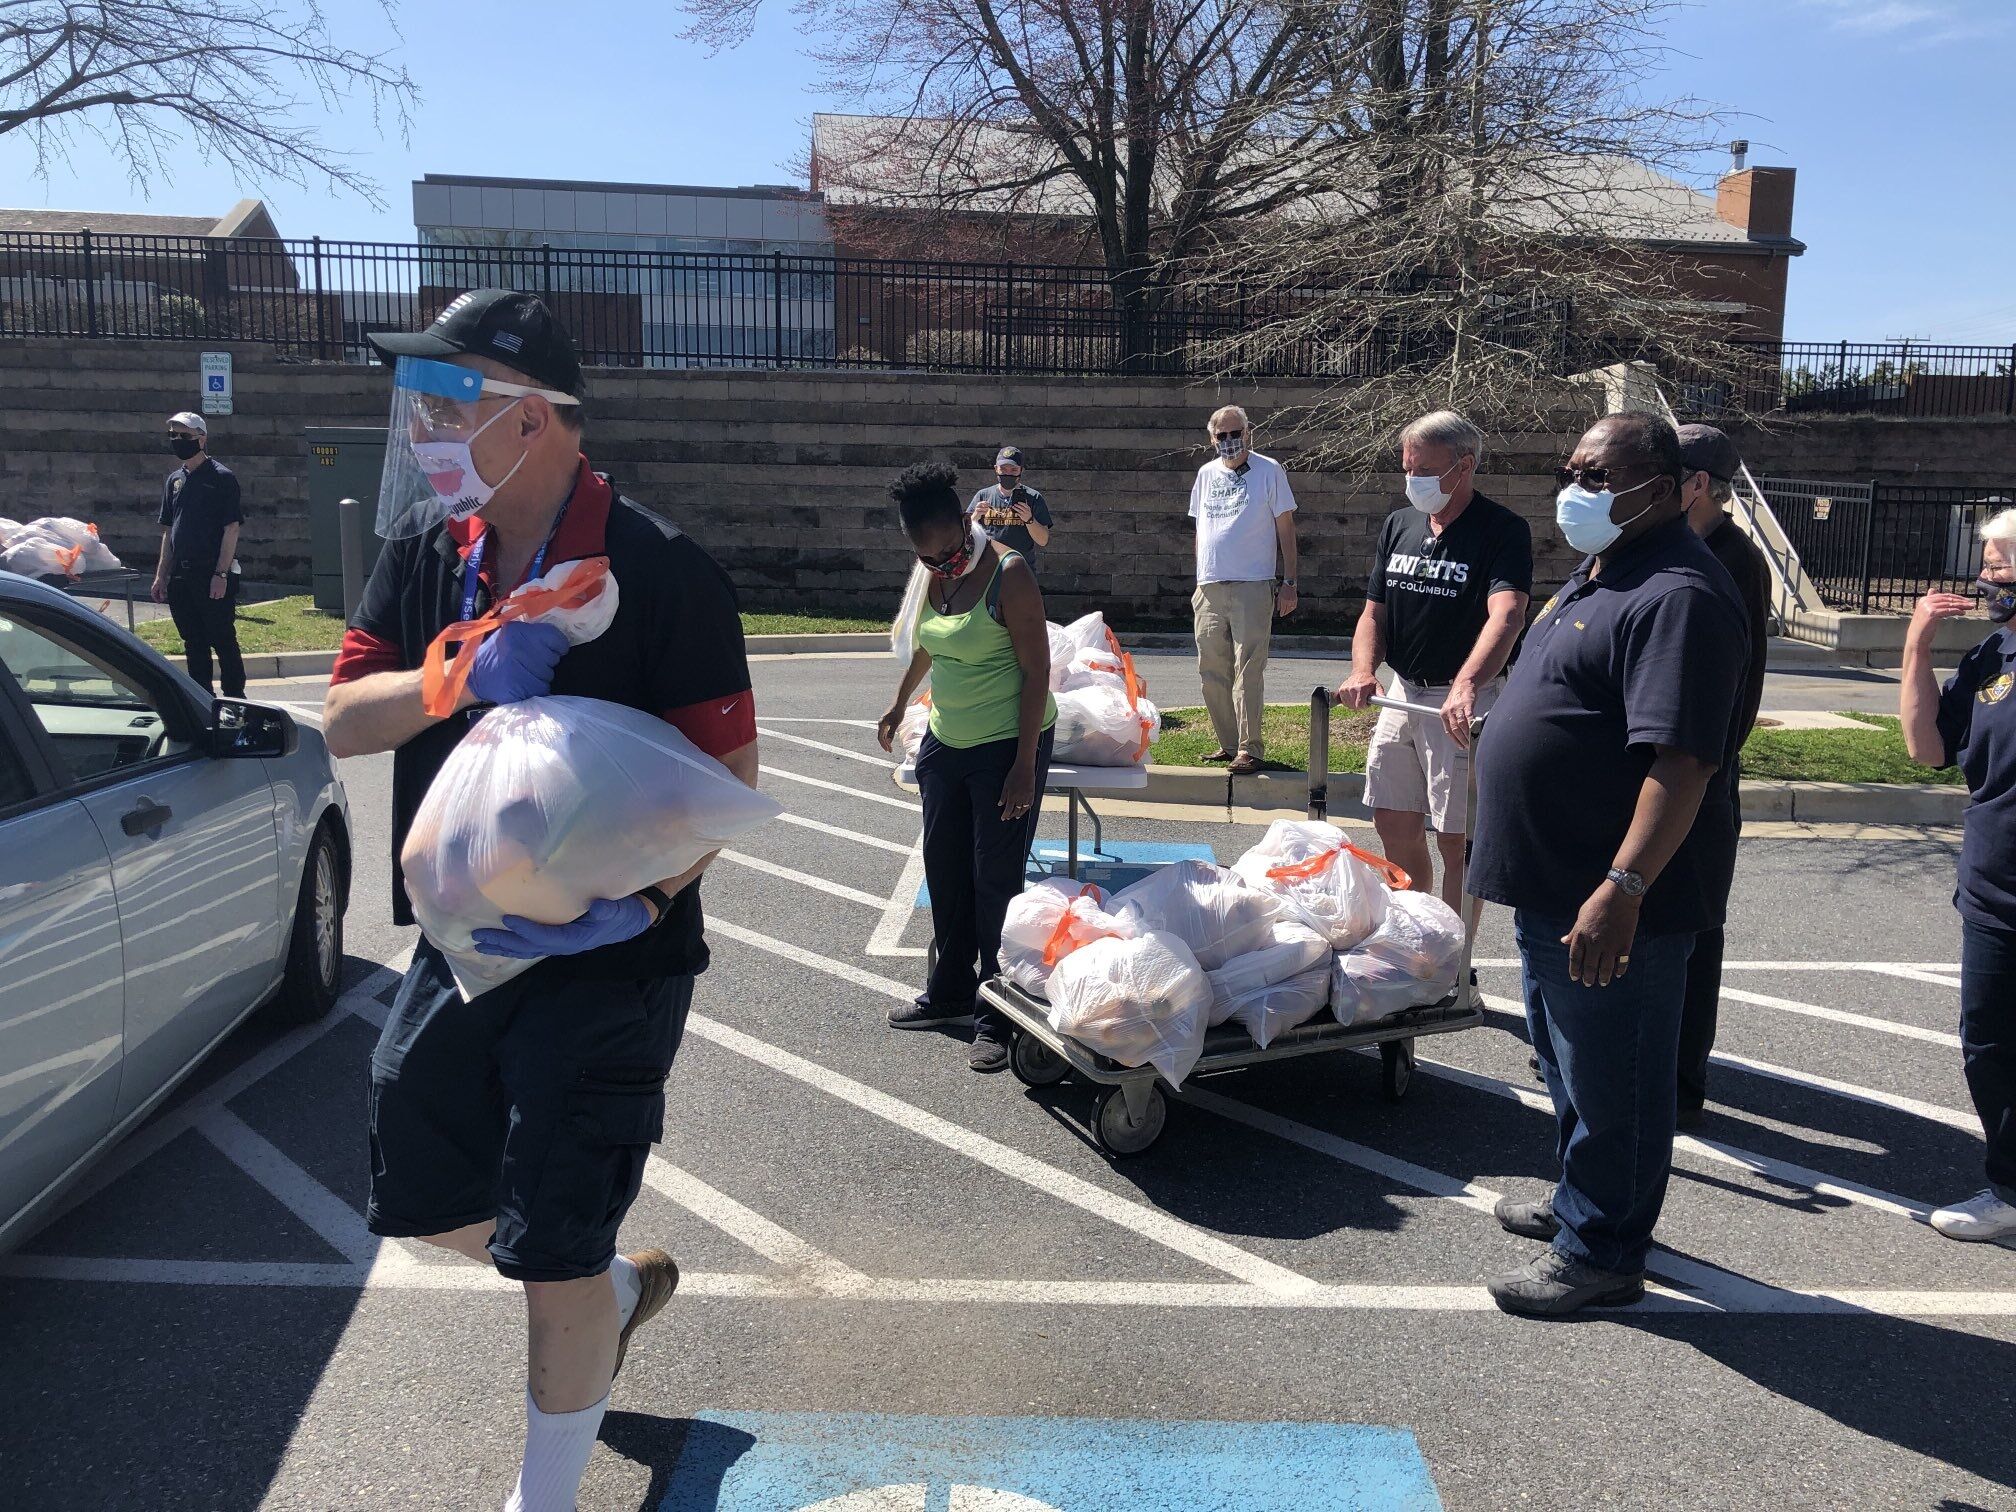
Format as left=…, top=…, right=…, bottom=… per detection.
left=1470, top=515, right=1751, bottom=936
left=969, top=483, right=1053, bottom=569
left=1936, top=627, right=2016, bottom=932
left=158, top=458, right=241, bottom=576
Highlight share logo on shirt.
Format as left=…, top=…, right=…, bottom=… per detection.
left=658, top=1410, right=1443, bottom=1511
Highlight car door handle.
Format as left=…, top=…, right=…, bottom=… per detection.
left=121, top=799, right=172, bottom=836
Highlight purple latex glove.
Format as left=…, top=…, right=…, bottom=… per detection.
left=472, top=895, right=655, bottom=959
left=465, top=620, right=569, bottom=706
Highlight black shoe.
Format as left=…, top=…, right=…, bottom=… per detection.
left=1487, top=1250, right=1645, bottom=1318
left=890, top=998, right=974, bottom=1030
left=969, top=1025, right=1010, bottom=1073
left=1494, top=1192, right=1561, bottom=1241
left=1675, top=1102, right=1707, bottom=1132
left=1528, top=1053, right=1543, bottom=1081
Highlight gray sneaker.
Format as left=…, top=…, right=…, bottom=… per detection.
left=1487, top=1249, right=1644, bottom=1317
left=1494, top=1192, right=1561, bottom=1242
left=889, top=998, right=974, bottom=1030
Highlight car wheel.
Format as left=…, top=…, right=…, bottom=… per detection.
left=271, top=822, right=345, bottom=1024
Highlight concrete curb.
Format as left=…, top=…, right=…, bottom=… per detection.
left=244, top=650, right=339, bottom=680
left=746, top=632, right=886, bottom=654
left=1133, top=763, right=1967, bottom=826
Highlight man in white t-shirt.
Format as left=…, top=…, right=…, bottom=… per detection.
left=1189, top=404, right=1298, bottom=774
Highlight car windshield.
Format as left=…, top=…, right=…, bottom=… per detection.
left=0, top=615, right=152, bottom=710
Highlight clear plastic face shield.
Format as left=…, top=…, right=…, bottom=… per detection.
left=375, top=356, right=580, bottom=538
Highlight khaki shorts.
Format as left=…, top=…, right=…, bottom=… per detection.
left=1361, top=675, right=1502, bottom=834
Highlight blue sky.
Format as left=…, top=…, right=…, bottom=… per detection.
left=2, top=0, right=2009, bottom=344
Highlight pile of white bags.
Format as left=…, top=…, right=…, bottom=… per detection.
left=999, top=878, right=1134, bottom=996
left=402, top=558, right=783, bottom=999
left=1111, top=860, right=1285, bottom=970
left=1047, top=612, right=1160, bottom=767
left=1, top=516, right=121, bottom=580
left=1206, top=919, right=1333, bottom=1047
left=1233, top=819, right=1408, bottom=950
left=1332, top=890, right=1467, bottom=1026
left=1045, top=929, right=1213, bottom=1085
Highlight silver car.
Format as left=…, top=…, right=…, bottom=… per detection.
left=0, top=572, right=351, bottom=1252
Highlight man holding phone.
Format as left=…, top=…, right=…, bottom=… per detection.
left=969, top=445, right=1053, bottom=574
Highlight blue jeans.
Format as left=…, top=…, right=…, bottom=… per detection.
left=1515, top=912, right=1695, bottom=1275
left=1960, top=918, right=2016, bottom=1204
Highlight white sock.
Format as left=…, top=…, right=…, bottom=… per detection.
left=504, top=1391, right=609, bottom=1512
left=609, top=1254, right=641, bottom=1330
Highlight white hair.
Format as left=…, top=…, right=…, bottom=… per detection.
left=1207, top=404, right=1249, bottom=438
left=1400, top=409, right=1484, bottom=468
left=1981, top=507, right=2016, bottom=548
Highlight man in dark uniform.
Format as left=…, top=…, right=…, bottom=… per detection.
left=1675, top=424, right=1773, bottom=1127
left=1469, top=411, right=1749, bottom=1317
left=968, top=445, right=1053, bottom=572
left=323, top=291, right=759, bottom=1512
left=150, top=410, right=246, bottom=697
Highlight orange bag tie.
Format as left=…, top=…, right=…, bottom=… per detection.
left=420, top=556, right=611, bottom=717
left=1041, top=885, right=1110, bottom=967
left=56, top=543, right=84, bottom=578
left=1266, top=841, right=1412, bottom=892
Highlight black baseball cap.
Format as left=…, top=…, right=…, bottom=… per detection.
left=367, top=289, right=586, bottom=399
left=995, top=446, right=1025, bottom=470
left=1676, top=423, right=1742, bottom=484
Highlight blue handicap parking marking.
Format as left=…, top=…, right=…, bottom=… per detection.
left=915, top=842, right=1217, bottom=908
left=659, top=1410, right=1442, bottom=1511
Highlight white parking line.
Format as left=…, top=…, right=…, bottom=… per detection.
left=760, top=718, right=880, bottom=729
left=763, top=764, right=917, bottom=812
left=717, top=850, right=889, bottom=908
left=1480, top=994, right=1977, bottom=1132
left=777, top=812, right=916, bottom=856
left=643, top=1160, right=868, bottom=1287
left=1474, top=960, right=1962, bottom=974
left=865, top=839, right=929, bottom=960
left=199, top=1108, right=377, bottom=1265
left=1717, top=986, right=1962, bottom=1049
left=757, top=726, right=894, bottom=768
left=1859, top=964, right=1964, bottom=990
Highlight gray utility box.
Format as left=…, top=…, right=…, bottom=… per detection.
left=306, top=427, right=387, bottom=616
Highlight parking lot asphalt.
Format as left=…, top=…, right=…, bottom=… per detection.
left=1, top=656, right=2010, bottom=1512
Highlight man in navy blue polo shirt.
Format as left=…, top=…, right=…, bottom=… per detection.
left=323, top=291, right=758, bottom=1510
left=1469, top=411, right=1749, bottom=1317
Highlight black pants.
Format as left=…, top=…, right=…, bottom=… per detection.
left=1679, top=790, right=1743, bottom=1111
left=166, top=571, right=245, bottom=697
left=917, top=726, right=1053, bottom=1023
left=1961, top=917, right=2016, bottom=1203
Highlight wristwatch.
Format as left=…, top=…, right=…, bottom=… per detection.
left=1605, top=867, right=1647, bottom=898
left=1279, top=578, right=1297, bottom=588
left=636, top=883, right=675, bottom=923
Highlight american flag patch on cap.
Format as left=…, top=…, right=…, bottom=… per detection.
left=492, top=331, right=524, bottom=353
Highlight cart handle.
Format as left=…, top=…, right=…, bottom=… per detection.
left=1308, top=685, right=1488, bottom=822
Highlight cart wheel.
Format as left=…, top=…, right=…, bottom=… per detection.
left=1093, top=1084, right=1166, bottom=1158
left=1010, top=1032, right=1070, bottom=1088
left=1380, top=1038, right=1417, bottom=1102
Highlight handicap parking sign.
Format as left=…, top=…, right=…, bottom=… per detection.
left=660, top=1411, right=1442, bottom=1511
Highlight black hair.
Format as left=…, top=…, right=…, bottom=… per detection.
left=889, top=459, right=964, bottom=531
left=1600, top=411, right=1684, bottom=484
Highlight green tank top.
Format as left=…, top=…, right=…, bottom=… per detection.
left=917, top=552, right=1058, bottom=749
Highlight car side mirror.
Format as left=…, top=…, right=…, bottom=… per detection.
left=208, top=699, right=298, bottom=760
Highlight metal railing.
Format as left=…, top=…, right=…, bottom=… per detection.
left=1760, top=476, right=2016, bottom=612
left=3, top=231, right=2013, bottom=413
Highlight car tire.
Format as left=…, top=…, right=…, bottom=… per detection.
left=271, top=821, right=345, bottom=1025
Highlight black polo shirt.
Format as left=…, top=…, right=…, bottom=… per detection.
left=158, top=458, right=241, bottom=576
left=1937, top=627, right=2016, bottom=932
left=1367, top=492, right=1533, bottom=684
left=1704, top=516, right=1772, bottom=758
left=332, top=460, right=756, bottom=982
left=1469, top=515, right=1750, bottom=936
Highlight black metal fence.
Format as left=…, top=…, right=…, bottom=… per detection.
left=1763, top=476, right=2016, bottom=612
left=3, top=230, right=2013, bottom=416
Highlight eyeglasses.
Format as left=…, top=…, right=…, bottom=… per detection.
left=1214, top=429, right=1244, bottom=442
left=1556, top=464, right=1618, bottom=490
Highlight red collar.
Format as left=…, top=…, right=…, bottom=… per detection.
left=448, top=457, right=613, bottom=589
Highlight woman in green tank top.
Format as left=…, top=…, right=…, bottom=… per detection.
left=877, top=461, right=1057, bottom=1073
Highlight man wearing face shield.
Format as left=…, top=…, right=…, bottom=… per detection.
left=1468, top=411, right=1749, bottom=1317
left=322, top=290, right=759, bottom=1512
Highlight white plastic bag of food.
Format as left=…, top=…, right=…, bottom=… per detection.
left=1, top=530, right=85, bottom=580
left=891, top=561, right=930, bottom=663
left=22, top=517, right=120, bottom=573
left=1112, top=860, right=1285, bottom=971
left=1332, top=891, right=1466, bottom=1025
left=898, top=697, right=931, bottom=764
left=422, top=556, right=618, bottom=716
left=999, top=878, right=1134, bottom=996
left=0, top=518, right=24, bottom=544
left=1053, top=612, right=1115, bottom=663
left=1053, top=683, right=1160, bottom=767
left=1233, top=819, right=1405, bottom=949
left=402, top=695, right=783, bottom=1001
left=1054, top=645, right=1128, bottom=694
left=1205, top=919, right=1332, bottom=1024
left=1222, top=962, right=1333, bottom=1048
left=1046, top=930, right=1211, bottom=1085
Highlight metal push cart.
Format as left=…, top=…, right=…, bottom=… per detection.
left=975, top=688, right=1486, bottom=1157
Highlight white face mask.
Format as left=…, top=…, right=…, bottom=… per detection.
left=407, top=397, right=527, bottom=523
left=1555, top=476, right=1658, bottom=555
left=1404, top=463, right=1459, bottom=514
left=1214, top=434, right=1245, bottom=461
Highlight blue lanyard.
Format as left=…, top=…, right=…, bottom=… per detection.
left=461, top=499, right=569, bottom=621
